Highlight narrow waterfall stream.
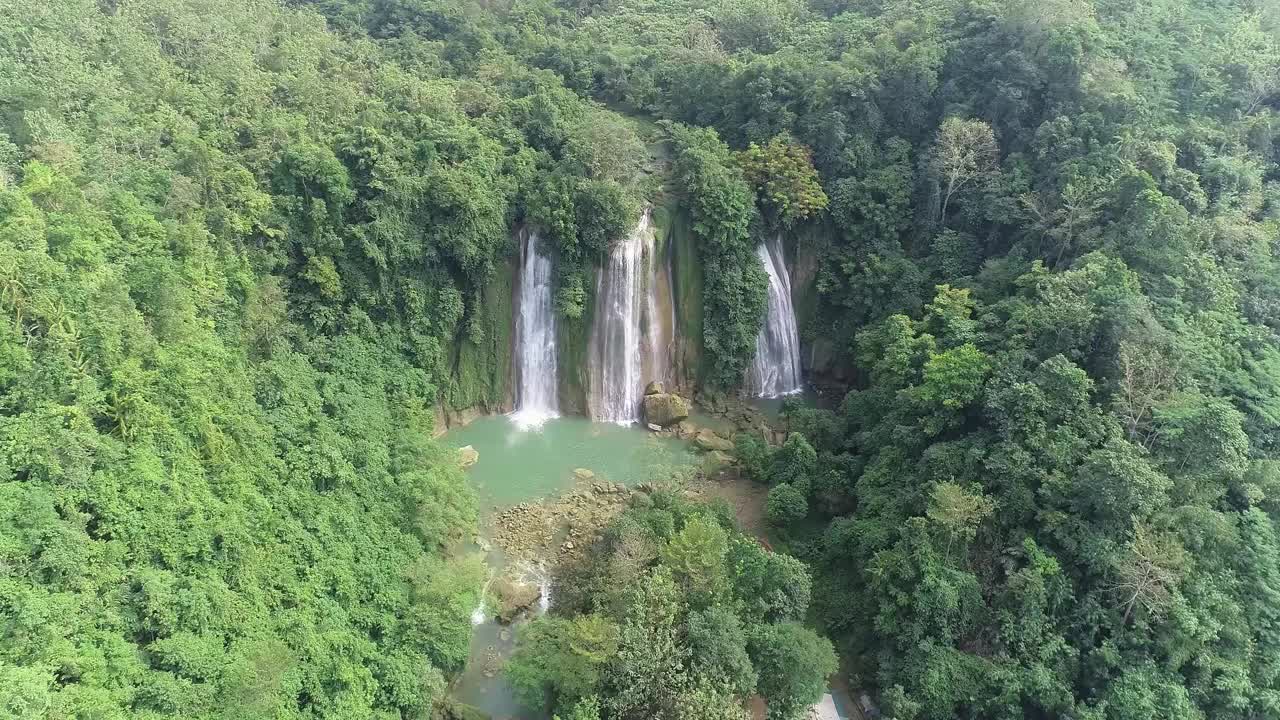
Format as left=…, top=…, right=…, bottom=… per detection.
left=511, top=229, right=559, bottom=429
left=470, top=569, right=495, bottom=626
left=748, top=235, right=804, bottom=398
left=589, top=208, right=672, bottom=423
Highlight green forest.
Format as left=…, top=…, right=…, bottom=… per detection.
left=2, top=0, right=1280, bottom=719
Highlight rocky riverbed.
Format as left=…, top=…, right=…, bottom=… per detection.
left=491, top=477, right=635, bottom=564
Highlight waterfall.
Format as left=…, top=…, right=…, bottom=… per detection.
left=470, top=570, right=495, bottom=626
left=748, top=235, right=804, bottom=398
left=510, top=228, right=559, bottom=429
left=589, top=208, right=671, bottom=424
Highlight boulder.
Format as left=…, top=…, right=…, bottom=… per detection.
left=493, top=578, right=541, bottom=623
left=708, top=450, right=735, bottom=467
left=647, top=423, right=662, bottom=432
left=676, top=420, right=697, bottom=439
left=458, top=445, right=479, bottom=468
left=645, top=380, right=666, bottom=396
left=643, top=393, right=691, bottom=427
left=694, top=429, right=733, bottom=452
left=573, top=468, right=595, bottom=481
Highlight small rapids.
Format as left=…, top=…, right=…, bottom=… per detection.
left=470, top=569, right=496, bottom=626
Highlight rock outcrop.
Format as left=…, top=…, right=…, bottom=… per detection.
left=493, top=578, right=541, bottom=623
left=457, top=445, right=479, bottom=468
left=643, top=392, right=691, bottom=427
left=694, top=429, right=733, bottom=452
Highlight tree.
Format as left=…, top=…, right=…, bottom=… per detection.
left=766, top=483, right=808, bottom=526
left=737, top=136, right=829, bottom=228
left=713, top=0, right=808, bottom=53
left=748, top=622, right=837, bottom=720
left=728, top=537, right=812, bottom=622
left=925, top=482, right=994, bottom=561
left=734, top=432, right=773, bottom=482
left=665, top=122, right=768, bottom=388
left=555, top=696, right=603, bottom=720
left=915, top=343, right=990, bottom=410
left=769, top=432, right=817, bottom=488
left=1108, top=525, right=1187, bottom=625
left=508, top=616, right=620, bottom=712
left=674, top=680, right=754, bottom=720
left=661, top=515, right=730, bottom=600
left=1113, top=340, right=1181, bottom=448
left=686, top=607, right=758, bottom=697
left=604, top=567, right=688, bottom=720
left=930, top=117, right=998, bottom=223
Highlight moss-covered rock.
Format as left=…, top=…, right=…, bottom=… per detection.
left=493, top=577, right=542, bottom=624
left=694, top=429, right=734, bottom=452
left=653, top=199, right=703, bottom=391
left=643, top=392, right=691, bottom=427
left=441, top=246, right=516, bottom=427
left=556, top=273, right=596, bottom=415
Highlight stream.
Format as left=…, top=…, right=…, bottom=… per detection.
left=442, top=415, right=699, bottom=718
left=442, top=411, right=855, bottom=720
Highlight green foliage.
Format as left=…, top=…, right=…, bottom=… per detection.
left=766, top=483, right=808, bottom=527
left=748, top=622, right=838, bottom=720
left=522, top=496, right=826, bottom=718
left=733, top=432, right=772, bottom=483
left=665, top=122, right=768, bottom=388
left=660, top=514, right=730, bottom=600
left=686, top=607, right=758, bottom=697
left=604, top=566, right=688, bottom=719
left=737, top=136, right=829, bottom=228
left=916, top=343, right=990, bottom=409
left=508, top=615, right=619, bottom=712
left=10, top=0, right=1280, bottom=718
left=0, top=157, right=478, bottom=717
left=769, top=432, right=818, bottom=488
left=727, top=536, right=812, bottom=623
left=554, top=695, right=603, bottom=720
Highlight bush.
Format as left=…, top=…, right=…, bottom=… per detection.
left=768, top=433, right=817, bottom=489
left=734, top=433, right=772, bottom=483
left=766, top=483, right=808, bottom=526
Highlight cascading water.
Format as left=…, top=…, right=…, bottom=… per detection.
left=748, top=235, right=804, bottom=398
left=589, top=209, right=672, bottom=423
left=510, top=229, right=559, bottom=429
left=516, top=561, right=553, bottom=613
left=470, top=569, right=495, bottom=625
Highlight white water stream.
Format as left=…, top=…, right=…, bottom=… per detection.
left=589, top=209, right=672, bottom=423
left=510, top=229, right=559, bottom=429
left=748, top=234, right=804, bottom=397
left=470, top=569, right=495, bottom=626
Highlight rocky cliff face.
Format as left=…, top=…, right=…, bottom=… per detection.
left=436, top=236, right=518, bottom=434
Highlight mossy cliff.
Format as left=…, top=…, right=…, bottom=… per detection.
left=787, top=221, right=836, bottom=380
left=652, top=198, right=704, bottom=392
left=439, top=250, right=517, bottom=431
left=556, top=269, right=596, bottom=415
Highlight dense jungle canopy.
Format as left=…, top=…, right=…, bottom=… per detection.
left=2, top=0, right=1280, bottom=719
